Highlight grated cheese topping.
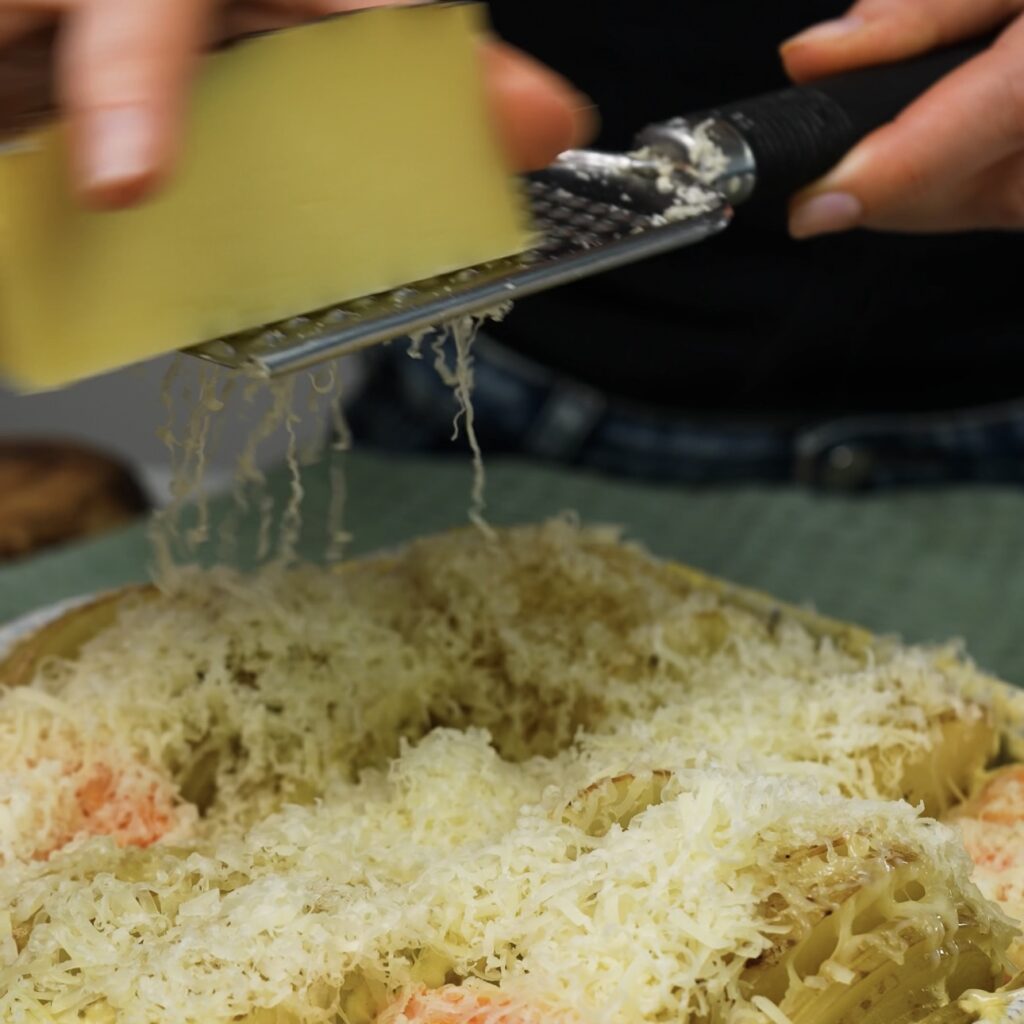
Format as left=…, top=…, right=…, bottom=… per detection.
left=0, top=521, right=1013, bottom=1023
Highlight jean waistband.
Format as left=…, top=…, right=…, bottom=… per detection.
left=350, top=334, right=1024, bottom=488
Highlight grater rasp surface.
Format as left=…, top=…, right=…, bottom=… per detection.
left=188, top=153, right=731, bottom=378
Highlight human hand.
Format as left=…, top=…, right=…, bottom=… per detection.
left=781, top=0, right=1024, bottom=237
left=0, top=0, right=592, bottom=210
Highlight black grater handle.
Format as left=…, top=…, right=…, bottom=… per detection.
left=725, top=36, right=989, bottom=209
left=641, top=35, right=992, bottom=218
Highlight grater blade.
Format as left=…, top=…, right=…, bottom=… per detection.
left=187, top=151, right=731, bottom=378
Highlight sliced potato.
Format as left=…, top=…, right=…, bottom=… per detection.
left=745, top=861, right=1005, bottom=1023
left=560, top=770, right=672, bottom=837
left=785, top=930, right=998, bottom=1024
left=900, top=711, right=1000, bottom=818
left=339, top=971, right=390, bottom=1024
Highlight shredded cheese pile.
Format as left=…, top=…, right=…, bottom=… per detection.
left=151, top=311, right=497, bottom=576
left=0, top=521, right=1012, bottom=1023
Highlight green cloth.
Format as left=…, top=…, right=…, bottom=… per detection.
left=1, top=451, right=1021, bottom=684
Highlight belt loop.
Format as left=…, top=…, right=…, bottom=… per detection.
left=795, top=418, right=880, bottom=491
left=523, top=382, right=607, bottom=461
left=795, top=397, right=1024, bottom=489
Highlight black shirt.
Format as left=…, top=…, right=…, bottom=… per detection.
left=485, top=1, right=1023, bottom=415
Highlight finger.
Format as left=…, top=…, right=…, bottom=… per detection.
left=0, top=9, right=52, bottom=47
left=481, top=39, right=596, bottom=172
left=968, top=148, right=1024, bottom=230
left=849, top=149, right=1024, bottom=233
left=781, top=0, right=1024, bottom=84
left=801, top=147, right=1024, bottom=234
left=59, top=0, right=213, bottom=209
left=788, top=37, right=1024, bottom=236
left=0, top=23, right=58, bottom=134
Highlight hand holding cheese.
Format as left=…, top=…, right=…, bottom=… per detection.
left=782, top=0, right=1024, bottom=237
left=0, top=4, right=568, bottom=389
left=0, top=0, right=591, bottom=209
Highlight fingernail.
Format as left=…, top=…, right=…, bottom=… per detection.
left=782, top=15, right=864, bottom=49
left=789, top=192, right=863, bottom=239
left=79, top=106, right=160, bottom=208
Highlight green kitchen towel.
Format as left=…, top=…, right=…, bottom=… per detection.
left=0, top=450, right=1020, bottom=684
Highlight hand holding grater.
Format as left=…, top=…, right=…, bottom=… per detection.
left=192, top=35, right=989, bottom=379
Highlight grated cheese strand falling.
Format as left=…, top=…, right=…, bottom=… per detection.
left=276, top=378, right=304, bottom=566
left=150, top=359, right=233, bottom=574
left=453, top=320, right=489, bottom=535
left=152, top=304, right=508, bottom=574
left=150, top=355, right=185, bottom=578
left=233, top=373, right=299, bottom=566
left=151, top=362, right=332, bottom=573
left=301, top=363, right=339, bottom=467
left=327, top=369, right=354, bottom=564
left=182, top=362, right=230, bottom=552
left=428, top=311, right=510, bottom=535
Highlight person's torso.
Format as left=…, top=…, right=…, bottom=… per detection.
left=484, top=2, right=1023, bottom=415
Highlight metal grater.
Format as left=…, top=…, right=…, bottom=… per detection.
left=188, top=150, right=732, bottom=378
left=187, top=33, right=987, bottom=379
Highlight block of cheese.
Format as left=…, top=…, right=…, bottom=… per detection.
left=0, top=3, right=531, bottom=390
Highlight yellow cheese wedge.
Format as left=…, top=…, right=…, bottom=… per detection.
left=0, top=3, right=531, bottom=391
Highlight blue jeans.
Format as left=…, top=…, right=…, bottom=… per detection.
left=346, top=334, right=1024, bottom=489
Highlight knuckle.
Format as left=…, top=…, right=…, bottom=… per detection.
left=881, top=124, right=937, bottom=196
left=68, top=62, right=162, bottom=110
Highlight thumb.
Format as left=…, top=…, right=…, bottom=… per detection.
left=787, top=33, right=1024, bottom=237
left=780, top=0, right=1022, bottom=83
